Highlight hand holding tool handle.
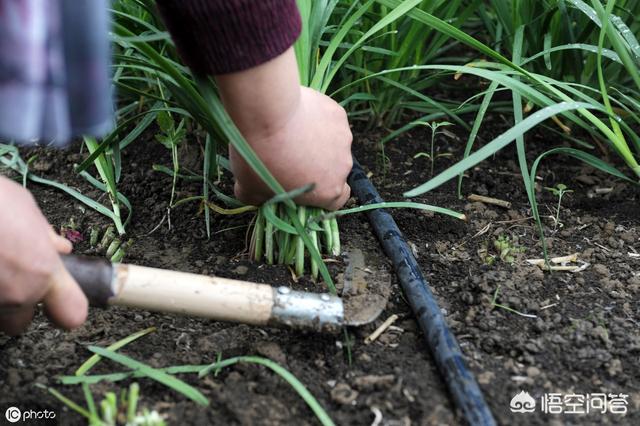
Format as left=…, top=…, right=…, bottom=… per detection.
left=62, top=254, right=114, bottom=307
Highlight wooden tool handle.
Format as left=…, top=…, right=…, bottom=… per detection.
left=62, top=254, right=273, bottom=324
left=114, top=263, right=274, bottom=325
left=61, top=254, right=343, bottom=331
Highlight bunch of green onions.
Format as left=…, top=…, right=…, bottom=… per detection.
left=251, top=204, right=340, bottom=280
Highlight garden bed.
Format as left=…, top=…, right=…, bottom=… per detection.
left=1, top=121, right=639, bottom=425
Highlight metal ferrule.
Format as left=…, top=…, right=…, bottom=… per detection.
left=269, top=286, right=344, bottom=333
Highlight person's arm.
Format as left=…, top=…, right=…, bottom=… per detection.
left=156, top=0, right=352, bottom=210
left=216, top=47, right=352, bottom=210
left=0, top=176, right=88, bottom=335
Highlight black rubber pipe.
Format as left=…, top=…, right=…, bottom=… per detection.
left=348, top=159, right=496, bottom=426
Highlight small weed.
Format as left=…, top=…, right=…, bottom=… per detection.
left=544, top=183, right=573, bottom=230
left=482, top=234, right=525, bottom=265
left=60, top=218, right=84, bottom=244
left=413, top=121, right=454, bottom=176
left=154, top=110, right=186, bottom=208
left=376, top=141, right=391, bottom=180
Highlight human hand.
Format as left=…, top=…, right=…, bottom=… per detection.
left=216, top=48, right=352, bottom=211
left=230, top=87, right=352, bottom=210
left=0, top=176, right=88, bottom=335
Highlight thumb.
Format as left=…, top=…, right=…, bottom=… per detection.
left=42, top=260, right=88, bottom=330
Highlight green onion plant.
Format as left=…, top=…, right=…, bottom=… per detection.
left=109, top=0, right=468, bottom=281
left=108, top=0, right=341, bottom=285
left=250, top=0, right=469, bottom=279
left=338, top=0, right=483, bottom=128
left=0, top=143, right=133, bottom=233
left=376, top=0, right=640, bottom=258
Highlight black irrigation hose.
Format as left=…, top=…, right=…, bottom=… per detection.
left=348, top=159, right=496, bottom=426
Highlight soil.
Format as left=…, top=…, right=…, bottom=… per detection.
left=0, top=116, right=639, bottom=426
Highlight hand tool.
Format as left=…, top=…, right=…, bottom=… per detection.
left=61, top=247, right=390, bottom=333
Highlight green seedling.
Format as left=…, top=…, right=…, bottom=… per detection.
left=494, top=234, right=524, bottom=263
left=98, top=383, right=165, bottom=426
left=483, top=234, right=524, bottom=265
left=413, top=121, right=455, bottom=176
left=62, top=217, right=79, bottom=231
left=376, top=141, right=391, bottom=180
left=155, top=110, right=186, bottom=208
left=544, top=183, right=573, bottom=229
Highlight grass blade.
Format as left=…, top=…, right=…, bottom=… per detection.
left=530, top=147, right=635, bottom=184
left=88, top=346, right=209, bottom=406
left=457, top=80, right=500, bottom=198
left=199, top=356, right=335, bottom=426
left=313, top=201, right=466, bottom=221
left=404, top=102, right=597, bottom=197
left=76, top=327, right=156, bottom=376
left=38, top=385, right=93, bottom=419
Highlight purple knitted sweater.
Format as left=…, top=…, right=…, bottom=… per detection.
left=156, top=0, right=302, bottom=75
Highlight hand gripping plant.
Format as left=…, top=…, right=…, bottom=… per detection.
left=248, top=0, right=436, bottom=279
left=111, top=0, right=463, bottom=283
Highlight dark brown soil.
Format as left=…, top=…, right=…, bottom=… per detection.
left=1, top=119, right=639, bottom=426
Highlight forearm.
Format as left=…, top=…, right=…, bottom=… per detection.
left=156, top=0, right=352, bottom=210
left=156, top=0, right=304, bottom=149
left=215, top=48, right=301, bottom=141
